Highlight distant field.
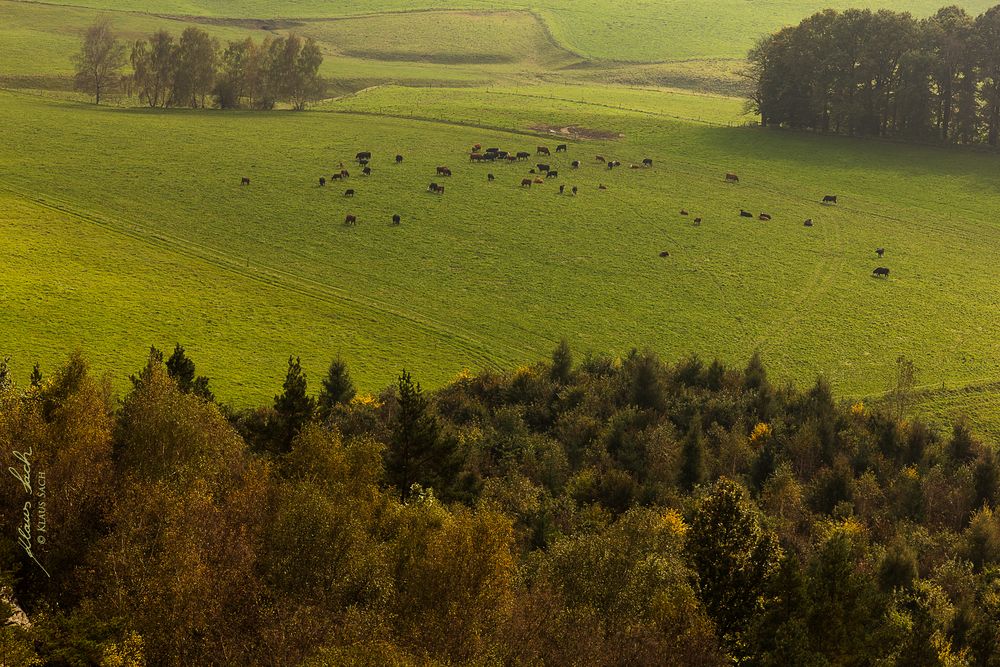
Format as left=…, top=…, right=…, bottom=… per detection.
left=12, top=0, right=999, bottom=61
left=1, top=89, right=998, bottom=418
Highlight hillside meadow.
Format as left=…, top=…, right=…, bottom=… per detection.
left=1, top=87, right=998, bottom=439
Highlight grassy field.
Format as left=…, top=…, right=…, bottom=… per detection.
left=1, top=88, right=998, bottom=431
left=13, top=0, right=999, bottom=62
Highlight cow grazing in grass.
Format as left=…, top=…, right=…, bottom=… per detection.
left=572, top=160, right=580, bottom=168
left=356, top=151, right=371, bottom=162
left=598, top=184, right=607, bottom=190
left=521, top=178, right=533, bottom=187
left=537, top=163, right=550, bottom=172
left=630, top=164, right=641, bottom=169
left=556, top=144, right=568, bottom=153
left=726, top=173, right=739, bottom=183
left=345, top=214, right=357, bottom=225
left=429, top=182, right=438, bottom=192
left=680, top=210, right=689, bottom=216
left=472, top=143, right=482, bottom=152
left=470, top=153, right=484, bottom=162
left=319, top=177, right=326, bottom=187
left=537, top=146, right=550, bottom=155
left=823, top=195, right=838, bottom=204
left=344, top=189, right=355, bottom=197
left=759, top=213, right=772, bottom=221
left=241, top=177, right=251, bottom=185
left=643, top=158, right=653, bottom=167
left=341, top=169, right=350, bottom=178
left=534, top=177, right=545, bottom=184
left=517, top=151, right=530, bottom=160
left=571, top=186, right=578, bottom=196
left=876, top=247, right=885, bottom=258
left=392, top=214, right=401, bottom=225
left=436, top=185, right=445, bottom=194
left=488, top=173, right=495, bottom=182
left=659, top=250, right=670, bottom=257
left=395, top=154, right=404, bottom=164
left=358, top=159, right=369, bottom=167
left=804, top=219, right=814, bottom=227
left=436, top=166, right=452, bottom=176
left=873, top=267, right=890, bottom=278
left=596, top=155, right=606, bottom=163
left=362, top=167, right=371, bottom=176
left=740, top=209, right=753, bottom=218
left=547, top=170, right=558, bottom=179
left=331, top=173, right=342, bottom=181
left=506, top=155, right=517, bottom=163
left=694, top=218, right=702, bottom=225
left=559, top=185, right=565, bottom=194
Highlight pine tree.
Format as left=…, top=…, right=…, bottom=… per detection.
left=271, top=356, right=315, bottom=454
left=317, top=356, right=355, bottom=420
left=387, top=369, right=454, bottom=498
left=550, top=338, right=573, bottom=383
left=29, top=362, right=43, bottom=389
left=166, top=343, right=213, bottom=401
left=680, top=413, right=707, bottom=490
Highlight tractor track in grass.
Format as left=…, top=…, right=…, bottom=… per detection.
left=0, top=181, right=533, bottom=371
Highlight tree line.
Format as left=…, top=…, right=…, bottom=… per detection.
left=746, top=5, right=1000, bottom=145
left=73, top=18, right=325, bottom=110
left=0, top=345, right=998, bottom=665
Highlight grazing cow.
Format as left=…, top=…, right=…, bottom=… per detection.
left=529, top=169, right=536, bottom=174
left=642, top=158, right=653, bottom=167
left=429, top=182, right=438, bottom=192
left=358, top=159, right=370, bottom=167
left=612, top=160, right=622, bottom=168
left=517, top=151, right=530, bottom=160
left=533, top=177, right=545, bottom=184
left=356, top=151, right=371, bottom=162
left=485, top=147, right=499, bottom=154
left=436, top=166, right=451, bottom=176
left=873, top=267, right=890, bottom=278
left=338, top=162, right=344, bottom=169
left=497, top=151, right=510, bottom=159
left=362, top=167, right=371, bottom=176
left=740, top=209, right=753, bottom=218
left=804, top=219, right=814, bottom=227
left=396, top=154, right=404, bottom=164
left=822, top=195, right=838, bottom=204
left=759, top=213, right=772, bottom=221
left=344, top=189, right=355, bottom=197
left=596, top=155, right=606, bottom=163
left=572, top=160, right=580, bottom=168
left=547, top=170, right=559, bottom=179
left=876, top=247, right=885, bottom=258
left=506, top=155, right=517, bottom=163
left=241, top=177, right=251, bottom=185
left=437, top=185, right=445, bottom=194
left=483, top=153, right=497, bottom=162
left=470, top=153, right=484, bottom=162
left=659, top=251, right=670, bottom=257
left=725, top=173, right=739, bottom=183
left=392, top=214, right=401, bottom=225
left=473, top=143, right=482, bottom=152
left=319, top=177, right=326, bottom=187
left=559, top=185, right=565, bottom=194
left=521, top=178, right=533, bottom=187
left=488, top=173, right=495, bottom=182
left=331, top=173, right=342, bottom=181
left=556, top=144, right=568, bottom=153
left=345, top=214, right=357, bottom=225
left=680, top=210, right=689, bottom=216
left=537, top=146, right=550, bottom=155
left=341, top=170, right=350, bottom=178
left=571, top=186, right=578, bottom=196
left=537, top=164, right=550, bottom=172
left=630, top=164, right=641, bottom=169
left=694, top=218, right=702, bottom=225
left=598, top=184, right=607, bottom=190
left=608, top=162, right=616, bottom=170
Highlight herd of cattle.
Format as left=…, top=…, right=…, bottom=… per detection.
left=238, top=144, right=891, bottom=278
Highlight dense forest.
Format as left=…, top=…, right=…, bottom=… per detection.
left=746, top=5, right=1000, bottom=145
left=0, top=345, right=997, bottom=665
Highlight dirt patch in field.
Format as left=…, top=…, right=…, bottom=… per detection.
left=156, top=15, right=304, bottom=32
left=530, top=124, right=623, bottom=140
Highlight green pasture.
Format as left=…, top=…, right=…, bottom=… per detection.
left=8, top=0, right=998, bottom=62
left=0, top=89, right=997, bottom=423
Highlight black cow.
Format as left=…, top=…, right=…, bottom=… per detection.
left=392, top=214, right=401, bottom=225
left=642, top=158, right=653, bottom=167
left=356, top=151, right=371, bottom=162
left=362, top=167, right=372, bottom=176
left=344, top=189, right=355, bottom=197
left=485, top=147, right=500, bottom=154
left=693, top=218, right=702, bottom=225
left=331, top=173, right=342, bottom=181
left=680, top=210, right=689, bottom=216
left=659, top=251, right=670, bottom=257
left=319, top=177, right=326, bottom=187
left=740, top=209, right=753, bottom=218
left=822, top=195, right=838, bottom=204
left=537, top=163, right=550, bottom=172
left=488, top=173, right=495, bottom=182
left=559, top=185, right=565, bottom=194
left=429, top=182, right=438, bottom=192
left=572, top=160, right=580, bottom=168
left=497, top=151, right=509, bottom=159
left=358, top=159, right=369, bottom=167
left=345, top=214, right=357, bottom=225
left=876, top=247, right=885, bottom=258
left=483, top=153, right=497, bottom=161
left=516, top=151, right=530, bottom=160
left=547, top=170, right=558, bottom=179
left=804, top=219, right=814, bottom=227
left=395, top=154, right=404, bottom=164
left=521, top=178, right=533, bottom=187
left=571, top=186, right=578, bottom=196
left=556, top=144, right=568, bottom=153
left=241, top=177, right=251, bottom=185
left=873, top=267, right=890, bottom=278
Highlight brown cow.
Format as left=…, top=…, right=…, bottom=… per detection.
left=598, top=184, right=607, bottom=190
left=533, top=177, right=545, bottom=184
left=521, top=178, right=533, bottom=187
left=759, top=213, right=772, bottom=221
left=345, top=214, right=357, bottom=225
left=241, top=177, right=250, bottom=185
left=537, top=146, right=550, bottom=155
left=680, top=210, right=689, bottom=216
left=725, top=173, right=739, bottom=183
left=436, top=166, right=451, bottom=176
left=596, top=155, right=606, bottom=163
left=344, top=189, right=355, bottom=197
left=341, top=169, right=350, bottom=178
